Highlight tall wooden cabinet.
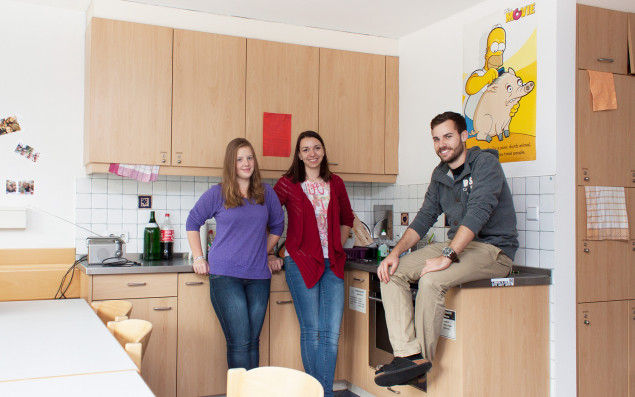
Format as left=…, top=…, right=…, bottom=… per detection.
left=246, top=39, right=319, bottom=172
left=172, top=30, right=246, bottom=168
left=84, top=18, right=173, bottom=166
left=576, top=5, right=635, bottom=397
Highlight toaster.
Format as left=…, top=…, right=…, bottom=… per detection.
left=86, top=236, right=126, bottom=265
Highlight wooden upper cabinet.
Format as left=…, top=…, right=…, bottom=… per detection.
left=246, top=40, right=319, bottom=172
left=630, top=13, right=635, bottom=75
left=576, top=71, right=633, bottom=187
left=577, top=4, right=628, bottom=74
left=172, top=30, right=246, bottom=168
left=385, top=56, right=399, bottom=175
left=85, top=18, right=173, bottom=166
left=319, top=49, right=386, bottom=174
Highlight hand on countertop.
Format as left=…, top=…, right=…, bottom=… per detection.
left=193, top=257, right=209, bottom=275
left=268, top=255, right=283, bottom=273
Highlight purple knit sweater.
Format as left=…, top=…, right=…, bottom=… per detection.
left=186, top=183, right=284, bottom=279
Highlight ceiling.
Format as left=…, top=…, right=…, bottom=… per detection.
left=124, top=0, right=488, bottom=39
left=14, top=0, right=635, bottom=39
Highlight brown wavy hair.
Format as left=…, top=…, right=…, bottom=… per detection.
left=284, top=131, right=332, bottom=183
left=222, top=138, right=265, bottom=208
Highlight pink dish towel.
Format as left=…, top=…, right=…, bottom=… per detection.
left=109, top=163, right=160, bottom=182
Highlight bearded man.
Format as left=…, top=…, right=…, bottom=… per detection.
left=374, top=111, right=518, bottom=387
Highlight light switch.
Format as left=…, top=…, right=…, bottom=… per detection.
left=527, top=205, right=539, bottom=221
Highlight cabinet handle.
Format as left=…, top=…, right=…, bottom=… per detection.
left=583, top=249, right=589, bottom=253
left=583, top=320, right=590, bottom=325
left=162, top=159, right=166, bottom=163
left=329, top=162, right=339, bottom=166
left=596, top=58, right=614, bottom=63
left=387, top=387, right=401, bottom=394
left=353, top=277, right=366, bottom=282
left=583, top=177, right=589, bottom=182
left=185, top=281, right=204, bottom=285
left=275, top=300, right=293, bottom=305
left=127, top=282, right=147, bottom=287
left=368, top=296, right=383, bottom=303
left=153, top=306, right=172, bottom=311
left=177, top=159, right=182, bottom=164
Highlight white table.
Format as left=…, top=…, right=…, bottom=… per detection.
left=0, top=299, right=142, bottom=385
left=0, top=371, right=154, bottom=396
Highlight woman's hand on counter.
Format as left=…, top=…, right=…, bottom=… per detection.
left=268, top=255, right=283, bottom=273
left=193, top=257, right=209, bottom=275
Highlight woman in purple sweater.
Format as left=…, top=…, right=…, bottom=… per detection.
left=186, top=138, right=284, bottom=370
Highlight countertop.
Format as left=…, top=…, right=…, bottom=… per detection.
left=79, top=254, right=551, bottom=287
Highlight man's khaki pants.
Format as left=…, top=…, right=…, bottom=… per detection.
left=380, top=241, right=512, bottom=360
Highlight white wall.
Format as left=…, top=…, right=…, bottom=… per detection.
left=397, top=1, right=577, bottom=396
left=0, top=0, right=86, bottom=248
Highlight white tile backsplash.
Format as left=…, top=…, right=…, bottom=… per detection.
left=76, top=174, right=557, bottom=269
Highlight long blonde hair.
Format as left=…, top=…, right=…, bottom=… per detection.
left=222, top=138, right=265, bottom=208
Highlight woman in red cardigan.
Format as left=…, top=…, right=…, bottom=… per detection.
left=274, top=131, right=354, bottom=397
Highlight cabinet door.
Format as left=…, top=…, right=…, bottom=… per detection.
left=246, top=39, right=319, bottom=172
left=577, top=5, right=628, bottom=74
left=172, top=30, right=246, bottom=168
left=630, top=301, right=635, bottom=397
left=578, top=301, right=629, bottom=397
left=177, top=274, right=227, bottom=396
left=576, top=186, right=632, bottom=302
left=576, top=71, right=632, bottom=186
left=339, top=271, right=370, bottom=389
left=130, top=297, right=178, bottom=397
left=85, top=18, right=172, bottom=166
left=385, top=56, right=399, bottom=175
left=319, top=49, right=386, bottom=174
left=269, top=291, right=304, bottom=371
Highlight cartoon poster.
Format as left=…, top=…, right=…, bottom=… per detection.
left=463, top=3, right=537, bottom=162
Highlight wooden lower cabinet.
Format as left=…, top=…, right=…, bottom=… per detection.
left=177, top=273, right=227, bottom=396
left=129, top=297, right=178, bottom=397
left=269, top=290, right=304, bottom=371
left=578, top=301, right=630, bottom=397
left=630, top=300, right=635, bottom=397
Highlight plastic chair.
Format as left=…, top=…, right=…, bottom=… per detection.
left=91, top=300, right=133, bottom=325
left=107, top=319, right=153, bottom=370
left=227, top=366, right=324, bottom=397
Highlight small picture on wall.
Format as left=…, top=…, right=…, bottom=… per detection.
left=17, top=180, right=34, bottom=195
left=0, top=116, right=21, bottom=136
left=6, top=180, right=17, bottom=195
left=14, top=142, right=40, bottom=162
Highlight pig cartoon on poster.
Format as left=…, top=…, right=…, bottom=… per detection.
left=462, top=4, right=537, bottom=163
left=474, top=68, right=534, bottom=142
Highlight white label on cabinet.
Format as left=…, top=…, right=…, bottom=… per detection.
left=348, top=286, right=366, bottom=313
left=440, top=309, right=456, bottom=340
left=491, top=277, right=514, bottom=287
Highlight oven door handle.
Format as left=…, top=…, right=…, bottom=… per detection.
left=368, top=296, right=383, bottom=303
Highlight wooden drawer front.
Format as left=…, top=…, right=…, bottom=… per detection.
left=270, top=271, right=288, bottom=292
left=92, top=273, right=177, bottom=300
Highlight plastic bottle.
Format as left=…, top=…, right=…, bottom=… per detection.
left=377, top=229, right=389, bottom=260
left=160, top=213, right=174, bottom=260
left=143, top=211, right=161, bottom=261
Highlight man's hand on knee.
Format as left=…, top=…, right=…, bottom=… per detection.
left=378, top=253, right=400, bottom=283
left=420, top=256, right=453, bottom=277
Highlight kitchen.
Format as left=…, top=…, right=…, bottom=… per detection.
left=0, top=0, right=633, bottom=396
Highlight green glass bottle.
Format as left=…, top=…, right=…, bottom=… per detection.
left=143, top=211, right=161, bottom=261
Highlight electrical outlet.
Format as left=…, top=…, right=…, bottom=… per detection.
left=106, top=231, right=129, bottom=243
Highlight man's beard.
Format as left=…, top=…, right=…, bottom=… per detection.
left=437, top=143, right=464, bottom=164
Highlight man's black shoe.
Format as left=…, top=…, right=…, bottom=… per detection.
left=374, top=357, right=432, bottom=387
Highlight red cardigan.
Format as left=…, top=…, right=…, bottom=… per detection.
left=274, top=175, right=354, bottom=288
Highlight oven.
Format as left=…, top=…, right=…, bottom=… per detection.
left=368, top=272, right=418, bottom=369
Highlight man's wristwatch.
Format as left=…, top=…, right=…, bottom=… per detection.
left=442, top=247, right=460, bottom=263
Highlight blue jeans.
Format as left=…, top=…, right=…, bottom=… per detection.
left=208, top=274, right=270, bottom=370
left=284, top=257, right=344, bottom=397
